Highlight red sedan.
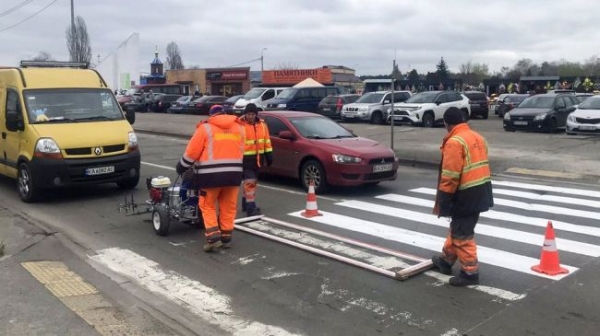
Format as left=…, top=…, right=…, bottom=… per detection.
left=259, top=111, right=398, bottom=193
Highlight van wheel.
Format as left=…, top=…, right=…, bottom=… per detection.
left=18, top=163, right=41, bottom=203
left=421, top=112, right=434, bottom=128
left=117, top=173, right=140, bottom=189
left=300, top=160, right=329, bottom=194
left=370, top=111, right=384, bottom=125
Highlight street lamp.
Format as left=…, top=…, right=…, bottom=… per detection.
left=261, top=48, right=267, bottom=73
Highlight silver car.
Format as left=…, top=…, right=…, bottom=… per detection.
left=340, top=91, right=411, bottom=124
left=566, top=95, right=600, bottom=135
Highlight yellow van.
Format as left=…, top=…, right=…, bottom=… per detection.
left=0, top=61, right=139, bottom=202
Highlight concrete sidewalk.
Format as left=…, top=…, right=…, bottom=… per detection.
left=132, top=113, right=600, bottom=184
left=0, top=205, right=186, bottom=336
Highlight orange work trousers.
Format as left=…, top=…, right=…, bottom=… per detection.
left=441, top=214, right=479, bottom=275
left=199, top=186, right=239, bottom=243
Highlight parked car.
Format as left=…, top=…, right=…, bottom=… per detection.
left=503, top=93, right=579, bottom=132
left=388, top=91, right=470, bottom=127
left=462, top=91, right=489, bottom=119
left=566, top=95, right=600, bottom=135
left=223, top=95, right=244, bottom=114
left=259, top=111, right=399, bottom=193
left=265, top=86, right=344, bottom=113
left=187, top=95, right=228, bottom=115
left=148, top=94, right=182, bottom=113
left=340, top=91, right=411, bottom=124
left=167, top=96, right=195, bottom=114
left=496, top=94, right=530, bottom=117
left=316, top=94, right=360, bottom=119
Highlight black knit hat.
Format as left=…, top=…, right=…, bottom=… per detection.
left=244, top=103, right=259, bottom=114
left=443, top=107, right=465, bottom=125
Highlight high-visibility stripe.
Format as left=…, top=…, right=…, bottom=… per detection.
left=194, top=167, right=243, bottom=174
left=203, top=123, right=214, bottom=161
left=463, top=160, right=489, bottom=173
left=441, top=169, right=461, bottom=179
left=450, top=136, right=470, bottom=165
left=458, top=176, right=492, bottom=190
left=543, top=239, right=557, bottom=251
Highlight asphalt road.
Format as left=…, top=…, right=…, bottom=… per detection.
left=1, top=132, right=598, bottom=335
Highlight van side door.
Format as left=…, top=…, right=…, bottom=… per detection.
left=2, top=89, right=26, bottom=177
left=260, top=89, right=276, bottom=108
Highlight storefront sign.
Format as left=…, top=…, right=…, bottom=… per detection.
left=206, top=70, right=248, bottom=81
left=262, top=68, right=333, bottom=85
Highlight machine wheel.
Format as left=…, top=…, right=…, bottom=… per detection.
left=152, top=205, right=171, bottom=236
left=300, top=159, right=329, bottom=194
left=18, top=163, right=41, bottom=203
left=421, top=112, right=434, bottom=128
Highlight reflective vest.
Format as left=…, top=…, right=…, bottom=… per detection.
left=434, top=123, right=494, bottom=216
left=240, top=118, right=273, bottom=168
left=179, top=114, right=245, bottom=188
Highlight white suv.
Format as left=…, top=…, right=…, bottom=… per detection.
left=387, top=91, right=471, bottom=127
left=341, top=91, right=411, bottom=124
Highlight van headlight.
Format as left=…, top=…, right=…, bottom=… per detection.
left=332, top=154, right=362, bottom=163
left=534, top=113, right=547, bottom=121
left=503, top=112, right=511, bottom=120
left=128, top=132, right=138, bottom=150
left=34, top=138, right=63, bottom=159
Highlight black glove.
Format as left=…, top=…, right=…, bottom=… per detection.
left=176, top=161, right=187, bottom=175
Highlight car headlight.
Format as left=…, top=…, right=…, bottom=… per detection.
left=332, top=154, right=362, bottom=163
left=568, top=115, right=576, bottom=122
left=277, top=103, right=287, bottom=108
left=128, top=132, right=138, bottom=150
left=503, top=112, right=510, bottom=120
left=34, top=137, right=63, bottom=159
left=534, top=113, right=547, bottom=121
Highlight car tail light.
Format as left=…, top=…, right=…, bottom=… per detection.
left=336, top=98, right=343, bottom=112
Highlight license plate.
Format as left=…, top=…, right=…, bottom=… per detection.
left=322, top=107, right=331, bottom=112
left=373, top=163, right=393, bottom=173
left=579, top=125, right=596, bottom=131
left=513, top=121, right=528, bottom=126
left=85, top=166, right=115, bottom=175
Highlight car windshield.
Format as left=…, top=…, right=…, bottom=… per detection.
left=24, top=88, right=124, bottom=124
left=577, top=95, right=593, bottom=104
left=276, top=89, right=297, bottom=99
left=518, top=96, right=555, bottom=108
left=290, top=116, right=356, bottom=139
left=243, top=88, right=266, bottom=99
left=355, top=93, right=384, bottom=104
left=405, top=92, right=438, bottom=104
left=176, top=96, right=190, bottom=102
left=577, top=97, right=600, bottom=109
left=505, top=95, right=528, bottom=104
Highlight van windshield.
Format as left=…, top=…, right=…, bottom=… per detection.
left=243, top=88, right=266, bottom=99
left=24, top=88, right=125, bottom=124
left=276, top=89, right=297, bottom=99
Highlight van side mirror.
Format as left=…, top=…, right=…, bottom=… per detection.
left=279, top=130, right=295, bottom=140
left=6, top=109, right=25, bottom=132
left=125, top=107, right=136, bottom=125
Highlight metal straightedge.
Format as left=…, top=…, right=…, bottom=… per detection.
left=117, top=192, right=152, bottom=216
left=234, top=215, right=433, bottom=281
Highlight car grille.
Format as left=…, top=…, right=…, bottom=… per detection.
left=65, top=144, right=126, bottom=156
left=510, top=116, right=535, bottom=122
left=393, top=111, right=409, bottom=116
left=368, top=157, right=396, bottom=164
left=346, top=107, right=360, bottom=112
left=365, top=171, right=395, bottom=180
left=576, top=117, right=600, bottom=124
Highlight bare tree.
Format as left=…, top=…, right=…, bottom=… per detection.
left=65, top=16, right=92, bottom=64
left=32, top=51, right=54, bottom=61
left=166, top=42, right=184, bottom=70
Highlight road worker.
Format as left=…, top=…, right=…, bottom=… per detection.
left=238, top=103, right=273, bottom=216
left=431, top=107, right=494, bottom=286
left=176, top=105, right=245, bottom=252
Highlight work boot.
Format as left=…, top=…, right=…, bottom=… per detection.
left=431, top=255, right=453, bottom=275
left=221, top=241, right=232, bottom=249
left=449, top=272, right=479, bottom=287
left=241, top=197, right=246, bottom=212
left=203, top=240, right=223, bottom=252
left=247, top=206, right=261, bottom=217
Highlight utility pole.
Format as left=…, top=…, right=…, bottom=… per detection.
left=390, top=59, right=396, bottom=150
left=261, top=48, right=267, bottom=74
left=70, top=0, right=75, bottom=62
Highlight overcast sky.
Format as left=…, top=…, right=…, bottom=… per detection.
left=1, top=0, right=599, bottom=76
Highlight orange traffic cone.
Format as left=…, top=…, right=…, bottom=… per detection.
left=301, top=179, right=322, bottom=218
left=531, top=221, right=569, bottom=276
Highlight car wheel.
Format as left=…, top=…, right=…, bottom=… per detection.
left=498, top=106, right=507, bottom=118
left=300, top=159, right=329, bottom=194
left=152, top=205, right=171, bottom=236
left=481, top=109, right=489, bottom=120
left=547, top=118, right=558, bottom=133
left=461, top=109, right=470, bottom=121
left=421, top=112, right=434, bottom=128
left=370, top=111, right=384, bottom=125
left=18, top=163, right=41, bottom=203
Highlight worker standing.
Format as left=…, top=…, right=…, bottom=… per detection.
left=431, top=107, right=494, bottom=286
left=176, top=105, right=245, bottom=252
left=238, top=103, right=273, bottom=216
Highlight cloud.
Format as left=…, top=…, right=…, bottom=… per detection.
left=1, top=0, right=599, bottom=76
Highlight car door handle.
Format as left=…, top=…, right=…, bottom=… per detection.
left=1, top=132, right=6, bottom=139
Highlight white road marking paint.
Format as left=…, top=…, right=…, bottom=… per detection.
left=408, top=187, right=599, bottom=220
left=337, top=198, right=600, bottom=257
left=262, top=272, right=300, bottom=280
left=247, top=221, right=525, bottom=301
left=493, top=180, right=600, bottom=199
left=486, top=188, right=600, bottom=209
left=91, top=248, right=300, bottom=336
left=290, top=209, right=577, bottom=280
left=141, top=161, right=341, bottom=202
left=441, top=328, right=460, bottom=336
left=233, top=254, right=263, bottom=265
left=380, top=192, right=600, bottom=237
